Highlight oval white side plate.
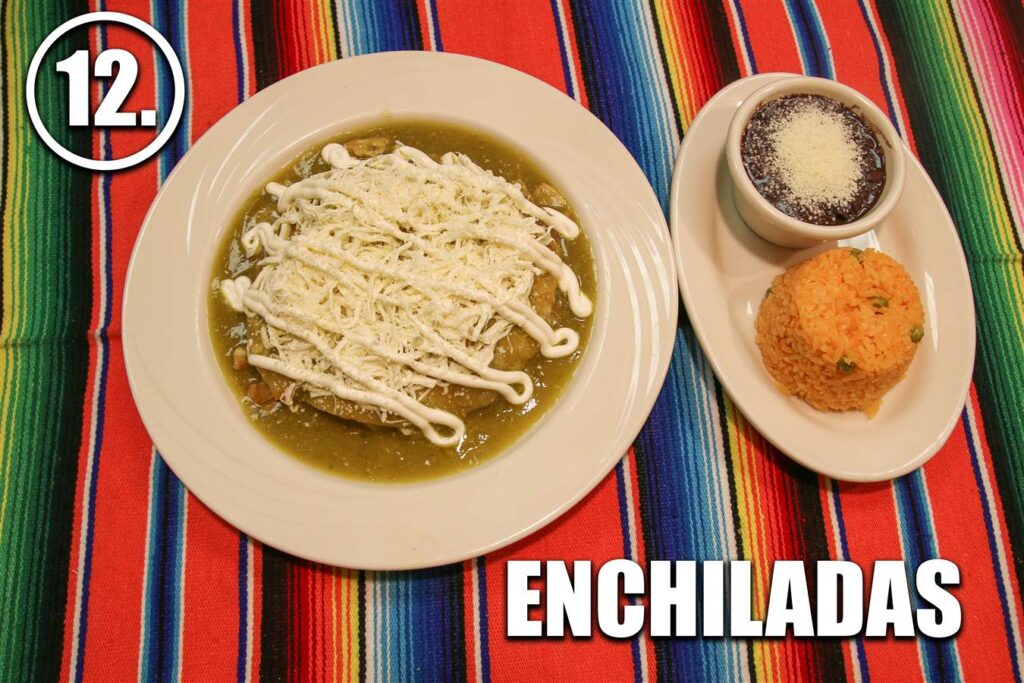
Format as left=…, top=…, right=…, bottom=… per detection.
left=671, top=74, right=976, bottom=482
left=123, top=52, right=677, bottom=569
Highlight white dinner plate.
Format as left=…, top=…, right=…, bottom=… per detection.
left=671, top=74, right=976, bottom=482
left=123, top=52, right=676, bottom=569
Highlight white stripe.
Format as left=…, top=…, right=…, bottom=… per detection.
left=422, top=0, right=439, bottom=52
left=696, top=351, right=747, bottom=678
left=619, top=455, right=650, bottom=682
left=68, top=11, right=111, bottom=679
left=551, top=0, right=582, bottom=102
left=176, top=495, right=189, bottom=678
left=364, top=572, right=377, bottom=683
left=470, top=559, right=483, bottom=683
left=633, top=0, right=682, bottom=151
left=68, top=311, right=102, bottom=683
left=334, top=0, right=355, bottom=58
left=236, top=0, right=252, bottom=98
left=824, top=483, right=844, bottom=560
left=964, top=404, right=1024, bottom=668
left=859, top=0, right=909, bottom=139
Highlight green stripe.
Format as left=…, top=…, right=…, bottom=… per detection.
left=0, top=1, right=92, bottom=678
left=875, top=0, right=1024, bottom=582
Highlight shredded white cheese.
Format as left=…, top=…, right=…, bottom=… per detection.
left=221, top=143, right=592, bottom=447
left=768, top=106, right=860, bottom=207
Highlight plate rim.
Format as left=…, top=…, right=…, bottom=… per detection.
left=122, top=51, right=677, bottom=568
left=670, top=72, right=977, bottom=482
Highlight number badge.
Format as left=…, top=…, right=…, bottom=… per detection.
left=25, top=11, right=184, bottom=171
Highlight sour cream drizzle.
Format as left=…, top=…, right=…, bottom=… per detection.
left=221, top=142, right=592, bottom=446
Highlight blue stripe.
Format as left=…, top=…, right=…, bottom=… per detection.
left=73, top=262, right=110, bottom=683
left=73, top=12, right=116, bottom=680
left=635, top=329, right=744, bottom=679
left=727, top=0, right=759, bottom=74
left=142, top=3, right=191, bottom=680
left=230, top=10, right=248, bottom=682
left=784, top=0, right=834, bottom=79
left=566, top=3, right=743, bottom=676
left=828, top=479, right=870, bottom=683
left=613, top=461, right=643, bottom=683
left=549, top=0, right=576, bottom=100
left=232, top=0, right=246, bottom=104
left=139, top=457, right=161, bottom=677
left=235, top=538, right=249, bottom=683
left=152, top=0, right=191, bottom=175
left=962, top=410, right=1023, bottom=683
left=277, top=10, right=458, bottom=675
left=375, top=565, right=467, bottom=679
left=854, top=0, right=904, bottom=135
left=893, top=473, right=961, bottom=681
left=347, top=0, right=425, bottom=55
left=568, top=0, right=676, bottom=209
left=428, top=0, right=444, bottom=51
left=140, top=456, right=187, bottom=682
left=477, top=558, right=491, bottom=683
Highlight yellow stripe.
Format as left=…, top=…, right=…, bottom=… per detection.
left=320, top=0, right=339, bottom=63
left=325, top=568, right=360, bottom=681
left=331, top=568, right=339, bottom=682
left=725, top=397, right=770, bottom=681
left=0, top=0, right=28, bottom=548
left=925, top=5, right=1024, bottom=262
left=926, top=0, right=1024, bottom=348
left=347, top=570, right=360, bottom=682
left=651, top=0, right=696, bottom=130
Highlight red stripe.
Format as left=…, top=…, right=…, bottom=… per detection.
left=73, top=3, right=162, bottom=679
left=187, top=0, right=241, bottom=141
left=250, top=545, right=263, bottom=677
left=835, top=481, right=924, bottom=681
left=968, top=391, right=1024, bottom=647
left=734, top=0, right=803, bottom=74
left=181, top=505, right=245, bottom=681
left=815, top=2, right=890, bottom=110
left=660, top=0, right=729, bottom=118
left=462, top=560, right=478, bottom=683
left=275, top=0, right=330, bottom=78
left=861, top=0, right=918, bottom=153
left=923, top=392, right=1020, bottom=679
left=733, top=413, right=821, bottom=679
left=434, top=0, right=570, bottom=94
left=415, top=0, right=433, bottom=51
left=626, top=448, right=657, bottom=678
left=485, top=473, right=635, bottom=682
left=177, top=4, right=249, bottom=678
left=59, top=3, right=108, bottom=676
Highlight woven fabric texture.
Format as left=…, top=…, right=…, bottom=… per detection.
left=1, top=1, right=1023, bottom=681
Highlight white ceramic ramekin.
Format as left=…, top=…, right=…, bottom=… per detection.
left=725, top=75, right=906, bottom=248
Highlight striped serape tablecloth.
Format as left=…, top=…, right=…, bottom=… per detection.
left=3, top=0, right=1024, bottom=681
